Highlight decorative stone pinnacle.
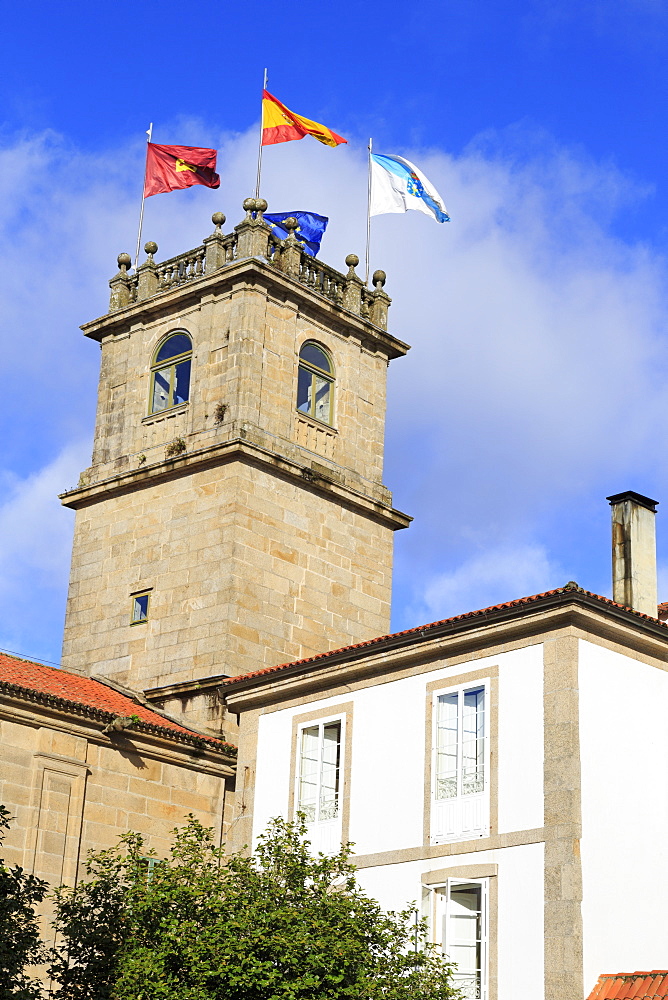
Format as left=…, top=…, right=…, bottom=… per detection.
left=117, top=252, right=131, bottom=273
left=372, top=269, right=386, bottom=289
left=242, top=197, right=256, bottom=220
left=255, top=198, right=268, bottom=217
left=144, top=241, right=158, bottom=261
left=345, top=253, right=360, bottom=277
left=211, top=211, right=226, bottom=231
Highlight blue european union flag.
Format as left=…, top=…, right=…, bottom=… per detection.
left=264, top=211, right=329, bottom=257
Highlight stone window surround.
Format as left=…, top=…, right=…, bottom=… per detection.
left=421, top=862, right=498, bottom=1000
left=423, top=667, right=499, bottom=848
left=288, top=701, right=354, bottom=846
left=149, top=330, right=193, bottom=417
left=296, top=339, right=336, bottom=428
left=24, top=752, right=91, bottom=886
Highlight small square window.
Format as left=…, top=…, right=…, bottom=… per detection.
left=130, top=592, right=150, bottom=624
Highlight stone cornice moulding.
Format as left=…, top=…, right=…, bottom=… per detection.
left=0, top=695, right=236, bottom=775
left=59, top=434, right=412, bottom=530
left=82, top=257, right=410, bottom=361
left=352, top=828, right=545, bottom=870
left=223, top=596, right=668, bottom=712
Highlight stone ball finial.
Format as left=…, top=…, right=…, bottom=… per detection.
left=212, top=211, right=226, bottom=231
left=255, top=198, right=268, bottom=216
left=284, top=217, right=299, bottom=232
left=144, top=241, right=158, bottom=259
left=117, top=252, right=131, bottom=272
left=242, top=197, right=257, bottom=220
left=345, top=253, right=360, bottom=273
left=372, top=269, right=386, bottom=289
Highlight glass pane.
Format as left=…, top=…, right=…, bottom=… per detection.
left=462, top=689, right=485, bottom=796
left=152, top=368, right=171, bottom=412
left=319, top=723, right=340, bottom=821
left=314, top=376, right=331, bottom=423
left=299, top=342, right=331, bottom=373
left=447, top=885, right=482, bottom=1000
left=132, top=594, right=149, bottom=623
left=173, top=359, right=191, bottom=405
left=299, top=727, right=319, bottom=823
left=156, top=333, right=191, bottom=364
left=297, top=366, right=312, bottom=414
left=436, top=694, right=458, bottom=799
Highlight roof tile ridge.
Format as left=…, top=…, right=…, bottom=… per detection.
left=0, top=650, right=60, bottom=667
left=90, top=673, right=226, bottom=743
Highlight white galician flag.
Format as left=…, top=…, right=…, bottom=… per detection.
left=370, top=153, right=450, bottom=222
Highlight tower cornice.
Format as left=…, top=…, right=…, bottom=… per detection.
left=83, top=255, right=409, bottom=361
left=59, top=432, right=412, bottom=531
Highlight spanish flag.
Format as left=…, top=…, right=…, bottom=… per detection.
left=261, top=90, right=347, bottom=148
left=144, top=143, right=220, bottom=198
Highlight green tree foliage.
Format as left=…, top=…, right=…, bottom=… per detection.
left=0, top=805, right=48, bottom=1000
left=51, top=815, right=461, bottom=1000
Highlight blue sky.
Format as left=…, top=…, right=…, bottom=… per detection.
left=3, top=0, right=668, bottom=666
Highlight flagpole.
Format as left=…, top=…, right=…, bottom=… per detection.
left=254, top=68, right=268, bottom=199
left=365, top=137, right=373, bottom=285
left=134, top=123, right=153, bottom=272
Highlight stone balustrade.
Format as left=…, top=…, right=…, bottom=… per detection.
left=108, top=198, right=391, bottom=329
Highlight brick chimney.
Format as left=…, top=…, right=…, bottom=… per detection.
left=607, top=491, right=659, bottom=617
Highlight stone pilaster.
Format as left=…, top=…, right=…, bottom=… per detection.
left=203, top=212, right=227, bottom=271
left=137, top=242, right=158, bottom=300
left=109, top=253, right=133, bottom=311
left=235, top=197, right=271, bottom=258
left=543, top=632, right=583, bottom=1000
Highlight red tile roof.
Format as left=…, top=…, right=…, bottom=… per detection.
left=224, top=583, right=668, bottom=689
left=587, top=971, right=668, bottom=998
left=0, top=653, right=236, bottom=756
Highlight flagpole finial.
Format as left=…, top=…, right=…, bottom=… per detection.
left=212, top=212, right=226, bottom=232
left=372, top=269, right=386, bottom=289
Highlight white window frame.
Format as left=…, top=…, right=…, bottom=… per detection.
left=431, top=680, right=490, bottom=844
left=433, top=878, right=489, bottom=1000
left=295, top=715, right=345, bottom=854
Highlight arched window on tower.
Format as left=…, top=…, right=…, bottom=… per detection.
left=150, top=333, right=192, bottom=413
left=296, top=341, right=334, bottom=425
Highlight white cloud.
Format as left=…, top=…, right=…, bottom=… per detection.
left=2, top=122, right=668, bottom=657
left=0, top=441, right=88, bottom=662
left=415, top=543, right=565, bottom=624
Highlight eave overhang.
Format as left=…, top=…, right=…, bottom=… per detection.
left=0, top=680, right=237, bottom=769
left=81, top=256, right=410, bottom=361
left=223, top=588, right=668, bottom=712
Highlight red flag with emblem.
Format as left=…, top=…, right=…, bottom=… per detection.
left=144, top=143, right=220, bottom=197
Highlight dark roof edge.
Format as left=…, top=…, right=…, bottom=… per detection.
left=223, top=586, right=668, bottom=695
left=0, top=679, right=237, bottom=758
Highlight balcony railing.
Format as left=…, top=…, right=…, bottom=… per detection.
left=108, top=199, right=391, bottom=330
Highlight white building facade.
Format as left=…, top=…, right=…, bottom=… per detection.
left=226, top=586, right=668, bottom=1000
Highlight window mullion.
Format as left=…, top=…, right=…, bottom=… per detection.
left=316, top=721, right=324, bottom=822
left=457, top=692, right=463, bottom=799
left=169, top=363, right=175, bottom=408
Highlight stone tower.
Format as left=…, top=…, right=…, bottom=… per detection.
left=60, top=200, right=410, bottom=724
